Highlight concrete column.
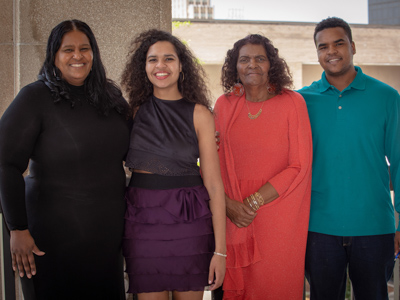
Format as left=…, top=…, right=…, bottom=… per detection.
left=0, top=1, right=171, bottom=299
left=0, top=0, right=14, bottom=116
left=1, top=0, right=172, bottom=115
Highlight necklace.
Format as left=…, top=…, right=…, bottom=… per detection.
left=246, top=100, right=265, bottom=119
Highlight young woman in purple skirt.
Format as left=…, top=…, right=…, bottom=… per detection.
left=121, top=29, right=226, bottom=300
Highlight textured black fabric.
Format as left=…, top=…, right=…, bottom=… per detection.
left=125, top=95, right=200, bottom=176
left=129, top=172, right=203, bottom=189
left=0, top=81, right=129, bottom=299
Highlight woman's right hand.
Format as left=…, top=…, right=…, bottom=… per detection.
left=225, top=195, right=256, bottom=228
left=10, top=229, right=45, bottom=278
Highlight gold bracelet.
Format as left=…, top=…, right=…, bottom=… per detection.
left=250, top=194, right=260, bottom=210
left=254, top=192, right=264, bottom=206
left=246, top=197, right=252, bottom=209
left=246, top=197, right=257, bottom=211
left=214, top=251, right=227, bottom=257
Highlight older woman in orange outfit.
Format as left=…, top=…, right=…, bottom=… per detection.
left=214, top=34, right=312, bottom=299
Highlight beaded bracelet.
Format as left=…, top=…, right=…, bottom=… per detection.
left=214, top=252, right=227, bottom=257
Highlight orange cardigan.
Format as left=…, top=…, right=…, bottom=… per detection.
left=214, top=90, right=313, bottom=299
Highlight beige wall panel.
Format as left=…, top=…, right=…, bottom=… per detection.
left=19, top=44, right=46, bottom=89
left=159, top=0, right=173, bottom=30
left=287, top=62, right=306, bottom=91
left=302, top=64, right=324, bottom=87
left=0, top=46, right=14, bottom=116
left=0, top=0, right=14, bottom=117
left=174, top=22, right=400, bottom=66
left=0, top=0, right=13, bottom=43
left=360, top=65, right=400, bottom=92
left=352, top=27, right=400, bottom=64
left=203, top=64, right=223, bottom=104
left=174, top=22, right=319, bottom=64
left=174, top=21, right=400, bottom=96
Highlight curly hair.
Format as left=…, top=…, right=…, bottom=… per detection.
left=38, top=19, right=130, bottom=117
left=121, top=29, right=211, bottom=110
left=314, top=17, right=353, bottom=45
left=221, top=34, right=293, bottom=95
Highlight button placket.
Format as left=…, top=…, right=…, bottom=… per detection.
left=337, top=93, right=345, bottom=121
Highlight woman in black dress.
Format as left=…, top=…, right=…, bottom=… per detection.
left=0, top=20, right=130, bottom=299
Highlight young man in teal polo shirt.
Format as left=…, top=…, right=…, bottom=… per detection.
left=298, top=17, right=400, bottom=300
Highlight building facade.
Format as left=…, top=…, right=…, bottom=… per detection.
left=172, top=0, right=214, bottom=19
left=369, top=0, right=400, bottom=25
left=173, top=20, right=400, bottom=104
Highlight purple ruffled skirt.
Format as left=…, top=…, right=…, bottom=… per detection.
left=123, top=173, right=214, bottom=293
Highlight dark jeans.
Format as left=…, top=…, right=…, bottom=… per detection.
left=305, top=231, right=395, bottom=300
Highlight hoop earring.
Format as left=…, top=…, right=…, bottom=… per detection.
left=180, top=72, right=185, bottom=82
left=233, top=80, right=244, bottom=97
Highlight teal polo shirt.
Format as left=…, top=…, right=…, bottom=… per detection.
left=298, top=66, right=400, bottom=236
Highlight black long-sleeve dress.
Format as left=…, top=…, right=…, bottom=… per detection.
left=0, top=81, right=130, bottom=299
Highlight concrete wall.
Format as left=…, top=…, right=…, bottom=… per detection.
left=0, top=0, right=172, bottom=116
left=173, top=20, right=400, bottom=103
left=0, top=1, right=171, bottom=299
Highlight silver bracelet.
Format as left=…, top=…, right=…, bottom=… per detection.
left=214, top=251, right=227, bottom=257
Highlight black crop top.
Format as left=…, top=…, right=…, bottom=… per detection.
left=125, top=95, right=200, bottom=176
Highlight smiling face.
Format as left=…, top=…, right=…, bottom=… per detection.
left=145, top=41, right=182, bottom=99
left=54, top=30, right=93, bottom=86
left=236, top=43, right=270, bottom=89
left=315, top=27, right=356, bottom=78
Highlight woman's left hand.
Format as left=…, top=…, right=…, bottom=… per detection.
left=208, top=254, right=226, bottom=290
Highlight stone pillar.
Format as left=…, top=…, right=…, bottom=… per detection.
left=1, top=0, right=172, bottom=115
left=0, top=1, right=171, bottom=299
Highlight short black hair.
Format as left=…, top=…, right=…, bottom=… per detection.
left=314, top=17, right=353, bottom=45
